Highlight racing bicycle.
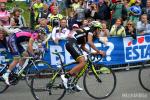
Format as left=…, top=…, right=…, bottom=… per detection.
left=30, top=51, right=117, bottom=100
left=0, top=49, right=51, bottom=93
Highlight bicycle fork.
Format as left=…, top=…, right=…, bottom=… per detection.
left=91, top=64, right=102, bottom=83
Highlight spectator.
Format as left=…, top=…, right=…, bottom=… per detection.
left=136, top=14, right=150, bottom=35
left=97, top=0, right=111, bottom=22
left=123, top=0, right=130, bottom=8
left=43, top=0, right=52, bottom=6
left=32, top=0, right=44, bottom=23
left=74, top=0, right=85, bottom=26
left=10, top=8, right=26, bottom=27
left=145, top=0, right=150, bottom=22
left=38, top=3, right=49, bottom=20
left=0, top=26, right=8, bottom=49
left=47, top=6, right=63, bottom=27
left=99, top=22, right=109, bottom=44
left=128, top=0, right=136, bottom=7
left=67, top=11, right=77, bottom=30
left=81, top=19, right=90, bottom=31
left=125, top=20, right=136, bottom=39
left=110, top=0, right=127, bottom=26
left=71, top=0, right=80, bottom=11
left=100, top=22, right=110, bottom=37
left=141, top=0, right=147, bottom=8
left=51, top=18, right=70, bottom=44
left=89, top=3, right=98, bottom=20
left=67, top=23, right=80, bottom=38
left=35, top=18, right=52, bottom=35
left=0, top=3, right=10, bottom=26
left=110, top=18, right=126, bottom=37
left=0, top=0, right=7, bottom=3
left=128, top=0, right=142, bottom=24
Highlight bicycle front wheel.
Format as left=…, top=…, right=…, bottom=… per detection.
left=30, top=64, right=66, bottom=100
left=139, top=63, right=150, bottom=92
left=83, top=65, right=116, bottom=99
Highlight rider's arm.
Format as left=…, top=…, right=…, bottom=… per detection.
left=28, top=38, right=34, bottom=55
left=87, top=33, right=99, bottom=53
left=81, top=43, right=90, bottom=53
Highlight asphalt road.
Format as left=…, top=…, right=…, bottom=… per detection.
left=0, top=69, right=150, bottom=100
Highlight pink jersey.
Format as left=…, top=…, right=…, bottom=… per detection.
left=16, top=31, right=38, bottom=40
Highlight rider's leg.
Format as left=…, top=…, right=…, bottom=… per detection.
left=18, top=51, right=29, bottom=67
left=2, top=57, right=19, bottom=85
left=68, top=56, right=86, bottom=76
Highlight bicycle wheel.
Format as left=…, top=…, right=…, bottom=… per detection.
left=30, top=65, right=66, bottom=100
left=83, top=65, right=116, bottom=99
left=25, top=61, right=51, bottom=87
left=0, top=64, right=9, bottom=93
left=139, top=63, right=150, bottom=92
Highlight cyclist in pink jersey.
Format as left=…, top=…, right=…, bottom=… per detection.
left=2, top=28, right=46, bottom=85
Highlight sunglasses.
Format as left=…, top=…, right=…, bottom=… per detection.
left=127, top=24, right=132, bottom=25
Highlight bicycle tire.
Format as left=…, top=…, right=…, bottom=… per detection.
left=83, top=65, right=116, bottom=99
left=25, top=60, right=51, bottom=88
left=138, top=63, right=150, bottom=92
left=30, top=64, right=66, bottom=100
left=0, top=64, right=9, bottom=93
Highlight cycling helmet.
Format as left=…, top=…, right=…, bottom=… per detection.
left=129, top=6, right=141, bottom=15
left=90, top=21, right=102, bottom=32
left=35, top=27, right=46, bottom=35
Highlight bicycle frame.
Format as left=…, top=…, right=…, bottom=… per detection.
left=17, top=57, right=41, bottom=76
left=73, top=57, right=100, bottom=85
left=50, top=52, right=101, bottom=86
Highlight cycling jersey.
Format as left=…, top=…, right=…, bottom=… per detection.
left=74, top=29, right=87, bottom=44
left=8, top=31, right=38, bottom=56
left=66, top=28, right=98, bottom=61
left=65, top=38, right=83, bottom=61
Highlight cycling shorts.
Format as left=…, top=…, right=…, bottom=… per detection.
left=65, top=38, right=84, bottom=61
left=8, top=34, right=26, bottom=57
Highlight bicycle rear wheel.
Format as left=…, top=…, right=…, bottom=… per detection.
left=83, top=65, right=116, bottom=99
left=0, top=64, right=9, bottom=93
left=25, top=61, right=51, bottom=87
left=139, top=63, right=150, bottom=92
left=30, top=66, right=66, bottom=100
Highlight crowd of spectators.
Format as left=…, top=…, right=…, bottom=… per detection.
left=0, top=2, right=26, bottom=29
left=1, top=0, right=150, bottom=44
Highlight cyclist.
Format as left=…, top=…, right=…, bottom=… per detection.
left=61, top=21, right=105, bottom=91
left=1, top=26, right=47, bottom=85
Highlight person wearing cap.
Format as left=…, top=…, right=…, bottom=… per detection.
left=1, top=26, right=48, bottom=85
left=61, top=21, right=105, bottom=91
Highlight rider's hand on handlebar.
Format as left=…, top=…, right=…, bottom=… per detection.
left=97, top=50, right=105, bottom=57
